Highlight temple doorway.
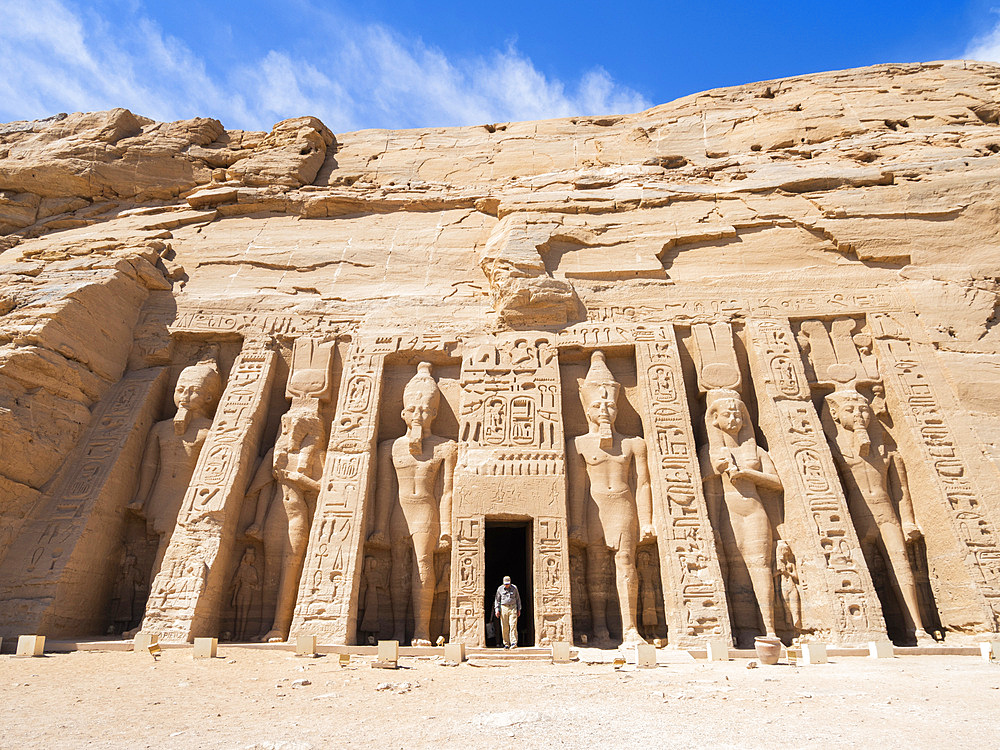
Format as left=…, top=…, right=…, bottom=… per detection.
left=484, top=521, right=534, bottom=647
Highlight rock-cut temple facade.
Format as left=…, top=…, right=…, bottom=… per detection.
left=1, top=61, right=1000, bottom=649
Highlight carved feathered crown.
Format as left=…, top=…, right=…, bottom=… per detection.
left=578, top=350, right=620, bottom=407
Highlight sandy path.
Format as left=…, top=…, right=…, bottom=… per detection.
left=1, top=649, right=998, bottom=749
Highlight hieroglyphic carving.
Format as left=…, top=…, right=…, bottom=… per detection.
left=171, top=308, right=352, bottom=338
left=452, top=334, right=571, bottom=645
left=635, top=332, right=731, bottom=646
left=450, top=516, right=484, bottom=644
left=871, top=313, right=1000, bottom=629
left=140, top=338, right=276, bottom=641
left=289, top=350, right=385, bottom=641
left=745, top=318, right=886, bottom=641
left=0, top=367, right=167, bottom=636
left=535, top=515, right=571, bottom=645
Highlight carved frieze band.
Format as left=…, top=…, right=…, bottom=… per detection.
left=635, top=332, right=731, bottom=646
left=870, top=313, right=1000, bottom=628
left=290, top=349, right=385, bottom=640
left=746, top=318, right=886, bottom=640
left=142, top=337, right=277, bottom=640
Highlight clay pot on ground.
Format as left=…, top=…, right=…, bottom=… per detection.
left=754, top=636, right=783, bottom=665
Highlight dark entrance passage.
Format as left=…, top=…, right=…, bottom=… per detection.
left=484, top=521, right=533, bottom=647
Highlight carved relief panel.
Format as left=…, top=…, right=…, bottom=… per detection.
left=452, top=334, right=571, bottom=647
left=745, top=317, right=886, bottom=644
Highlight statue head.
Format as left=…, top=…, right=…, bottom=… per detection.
left=402, top=362, right=440, bottom=452
left=825, top=387, right=876, bottom=456
left=705, top=389, right=755, bottom=453
left=579, top=350, right=620, bottom=446
left=776, top=539, right=792, bottom=562
left=173, top=354, right=222, bottom=434
left=825, top=388, right=873, bottom=432
left=242, top=547, right=256, bottom=564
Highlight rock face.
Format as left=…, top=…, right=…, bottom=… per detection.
left=1, top=60, right=999, bottom=648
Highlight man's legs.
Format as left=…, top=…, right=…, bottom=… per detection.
left=501, top=604, right=518, bottom=648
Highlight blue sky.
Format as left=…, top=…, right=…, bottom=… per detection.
left=2, top=0, right=1000, bottom=132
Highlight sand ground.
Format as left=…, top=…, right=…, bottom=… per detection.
left=1, top=648, right=998, bottom=749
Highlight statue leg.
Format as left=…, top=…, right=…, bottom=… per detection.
left=586, top=544, right=611, bottom=643
left=734, top=511, right=777, bottom=637
left=613, top=544, right=643, bottom=645
left=410, top=531, right=436, bottom=646
left=389, top=518, right=411, bottom=643
left=265, top=484, right=310, bottom=642
left=878, top=521, right=926, bottom=635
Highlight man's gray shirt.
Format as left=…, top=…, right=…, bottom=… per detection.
left=495, top=583, right=521, bottom=611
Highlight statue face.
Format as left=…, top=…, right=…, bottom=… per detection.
left=585, top=389, right=618, bottom=430
left=833, top=396, right=872, bottom=432
left=173, top=371, right=215, bottom=414
left=401, top=390, right=438, bottom=431
left=712, top=399, right=743, bottom=434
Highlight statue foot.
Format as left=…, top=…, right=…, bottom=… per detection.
left=622, top=628, right=647, bottom=647
left=263, top=629, right=286, bottom=643
left=411, top=638, right=432, bottom=647
left=123, top=626, right=142, bottom=640
left=915, top=630, right=937, bottom=645
left=591, top=629, right=613, bottom=648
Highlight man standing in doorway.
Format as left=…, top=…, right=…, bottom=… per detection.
left=494, top=575, right=522, bottom=649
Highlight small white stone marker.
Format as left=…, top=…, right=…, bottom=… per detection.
left=635, top=642, right=657, bottom=668
left=295, top=635, right=317, bottom=656
left=377, top=640, right=399, bottom=663
left=551, top=641, right=571, bottom=663
left=16, top=635, right=45, bottom=657
left=192, top=637, right=218, bottom=659
left=134, top=632, right=159, bottom=652
left=443, top=642, right=465, bottom=662
left=706, top=639, right=729, bottom=661
left=869, top=641, right=893, bottom=659
left=980, top=641, right=1000, bottom=662
left=801, top=642, right=828, bottom=665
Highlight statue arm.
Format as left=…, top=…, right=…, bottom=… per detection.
left=891, top=451, right=921, bottom=540
left=567, top=439, right=587, bottom=545
left=369, top=440, right=395, bottom=544
left=129, top=429, right=161, bottom=513
left=632, top=439, right=655, bottom=535
left=732, top=449, right=783, bottom=492
left=439, top=443, right=456, bottom=543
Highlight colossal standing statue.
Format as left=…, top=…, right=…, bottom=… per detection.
left=567, top=350, right=655, bottom=646
left=128, top=355, right=222, bottom=582
left=822, top=385, right=928, bottom=641
left=369, top=362, right=457, bottom=646
left=700, top=390, right=783, bottom=638
left=246, top=398, right=327, bottom=642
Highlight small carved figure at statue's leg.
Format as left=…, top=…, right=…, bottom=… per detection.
left=410, top=530, right=436, bottom=646
left=264, top=485, right=310, bottom=642
left=586, top=544, right=611, bottom=645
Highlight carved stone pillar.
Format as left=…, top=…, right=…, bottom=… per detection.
left=870, top=312, right=1000, bottom=633
left=745, top=318, right=886, bottom=642
left=635, top=331, right=732, bottom=647
left=289, top=348, right=385, bottom=642
left=140, top=338, right=277, bottom=641
left=0, top=367, right=167, bottom=637
left=451, top=335, right=571, bottom=646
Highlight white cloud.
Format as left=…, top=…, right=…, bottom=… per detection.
left=0, top=0, right=651, bottom=132
left=964, top=17, right=1000, bottom=63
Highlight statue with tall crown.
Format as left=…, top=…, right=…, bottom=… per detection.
left=128, top=351, right=222, bottom=583
left=700, top=387, right=783, bottom=639
left=822, top=382, right=929, bottom=642
left=369, top=362, right=457, bottom=646
left=567, top=350, right=655, bottom=646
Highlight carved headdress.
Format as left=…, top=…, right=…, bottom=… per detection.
left=579, top=350, right=620, bottom=446
left=402, top=362, right=440, bottom=452
left=173, top=348, right=222, bottom=433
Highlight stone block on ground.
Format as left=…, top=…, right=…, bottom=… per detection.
left=443, top=642, right=465, bottom=662
left=16, top=635, right=45, bottom=657
left=869, top=641, right=893, bottom=659
left=193, top=637, right=218, bottom=659
left=295, top=635, right=317, bottom=656
left=801, top=642, right=828, bottom=665
left=551, top=642, right=571, bottom=663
